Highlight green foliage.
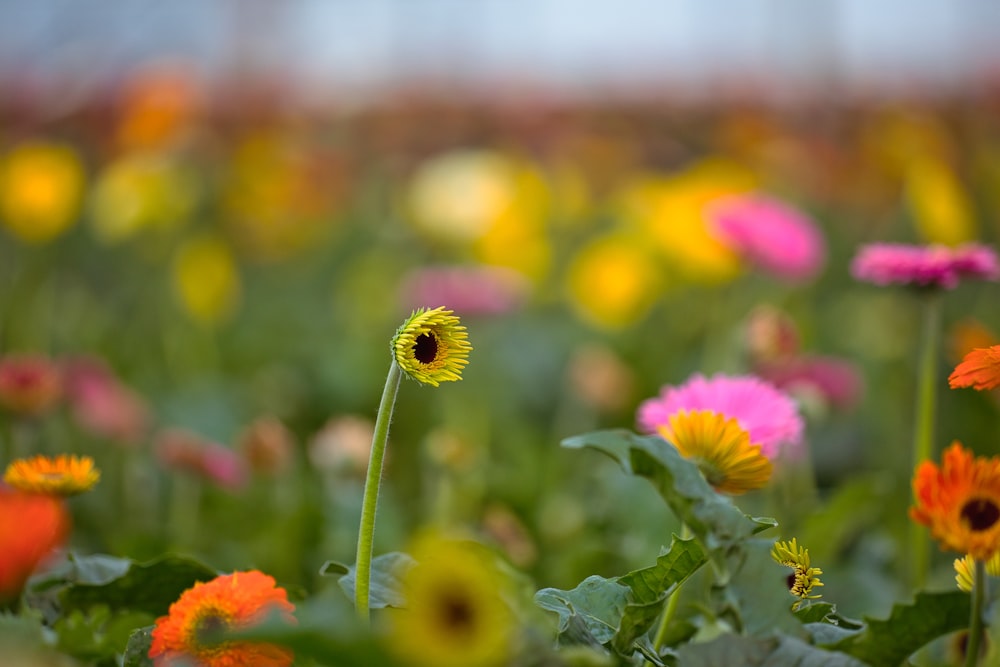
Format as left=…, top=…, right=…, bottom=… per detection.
left=321, top=551, right=415, bottom=609
left=122, top=626, right=154, bottom=667
left=824, top=591, right=971, bottom=666
left=675, top=633, right=867, bottom=667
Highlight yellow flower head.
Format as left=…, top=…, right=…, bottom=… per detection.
left=171, top=233, right=241, bottom=327
left=657, top=409, right=772, bottom=494
left=392, top=308, right=472, bottom=387
left=390, top=535, right=513, bottom=667
left=566, top=233, right=664, bottom=329
left=771, top=538, right=824, bottom=609
left=0, top=141, right=84, bottom=244
left=4, top=454, right=100, bottom=496
left=953, top=553, right=1000, bottom=593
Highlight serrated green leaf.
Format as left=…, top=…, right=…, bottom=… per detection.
left=828, top=591, right=971, bottom=666
left=612, top=536, right=707, bottom=653
left=561, top=430, right=766, bottom=569
left=122, top=626, right=155, bottom=667
left=336, top=552, right=416, bottom=609
left=677, top=632, right=867, bottom=667
left=319, top=560, right=350, bottom=577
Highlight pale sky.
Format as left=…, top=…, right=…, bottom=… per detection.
left=1, top=0, right=997, bottom=101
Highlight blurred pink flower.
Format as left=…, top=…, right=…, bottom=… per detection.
left=0, top=353, right=62, bottom=417
left=850, top=242, right=1000, bottom=290
left=399, top=265, right=529, bottom=315
left=754, top=356, right=864, bottom=412
left=637, top=373, right=804, bottom=459
left=707, top=194, right=825, bottom=283
left=62, top=357, right=149, bottom=446
left=154, top=428, right=248, bottom=491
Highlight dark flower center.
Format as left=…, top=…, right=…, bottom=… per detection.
left=786, top=573, right=797, bottom=591
left=195, top=613, right=230, bottom=647
left=960, top=497, right=1000, bottom=531
left=413, top=333, right=439, bottom=364
left=438, top=592, right=476, bottom=636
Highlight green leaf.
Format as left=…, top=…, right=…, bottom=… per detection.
left=612, top=536, right=707, bottom=653
left=561, top=430, right=770, bottom=570
left=334, top=552, right=416, bottom=609
left=36, top=553, right=218, bottom=618
left=535, top=536, right=708, bottom=660
left=677, top=633, right=866, bottom=666
left=536, top=575, right=629, bottom=647
left=827, top=591, right=971, bottom=666
left=122, top=626, right=155, bottom=667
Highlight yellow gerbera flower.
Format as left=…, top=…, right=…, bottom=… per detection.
left=657, top=409, right=772, bottom=494
left=771, top=538, right=824, bottom=609
left=390, top=535, right=513, bottom=667
left=392, top=307, right=472, bottom=387
left=954, top=553, right=1000, bottom=593
left=4, top=454, right=100, bottom=496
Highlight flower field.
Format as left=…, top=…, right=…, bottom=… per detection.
left=2, top=62, right=1000, bottom=667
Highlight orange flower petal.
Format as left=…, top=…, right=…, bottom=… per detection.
left=949, top=345, right=1000, bottom=391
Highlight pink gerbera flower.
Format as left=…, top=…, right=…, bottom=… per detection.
left=707, top=195, right=825, bottom=283
left=637, top=373, right=804, bottom=459
left=850, top=242, right=1000, bottom=290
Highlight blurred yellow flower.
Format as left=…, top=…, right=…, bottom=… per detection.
left=407, top=149, right=519, bottom=244
left=171, top=233, right=241, bottom=326
left=0, top=141, right=84, bottom=244
left=89, top=153, right=197, bottom=244
left=390, top=534, right=514, bottom=667
left=617, top=158, right=754, bottom=284
left=954, top=553, right=1000, bottom=593
left=223, top=132, right=337, bottom=262
left=4, top=454, right=100, bottom=496
left=905, top=157, right=976, bottom=245
left=566, top=233, right=663, bottom=329
left=407, top=149, right=552, bottom=281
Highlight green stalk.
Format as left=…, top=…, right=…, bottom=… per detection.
left=966, top=558, right=986, bottom=667
left=910, top=291, right=942, bottom=590
left=354, top=360, right=402, bottom=624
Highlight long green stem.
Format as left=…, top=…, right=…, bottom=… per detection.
left=966, top=558, right=986, bottom=667
left=909, top=291, right=941, bottom=590
left=354, top=360, right=402, bottom=624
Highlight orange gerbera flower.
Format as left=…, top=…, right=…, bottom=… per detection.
left=0, top=487, right=70, bottom=602
left=911, top=442, right=1000, bottom=560
left=949, top=345, right=1000, bottom=391
left=4, top=454, right=100, bottom=496
left=150, top=570, right=296, bottom=667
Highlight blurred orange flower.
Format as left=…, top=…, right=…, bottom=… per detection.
left=4, top=455, right=100, bottom=496
left=911, top=442, right=1000, bottom=560
left=0, top=487, right=70, bottom=602
left=949, top=345, right=1000, bottom=391
left=0, top=141, right=84, bottom=244
left=149, top=570, right=295, bottom=667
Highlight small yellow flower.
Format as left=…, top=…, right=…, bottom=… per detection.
left=392, top=308, right=472, bottom=387
left=771, top=538, right=824, bottom=609
left=171, top=233, right=241, bottom=326
left=4, top=454, right=100, bottom=496
left=657, top=410, right=772, bottom=494
left=0, top=141, right=84, bottom=244
left=954, top=553, right=1000, bottom=593
left=390, top=534, right=513, bottom=667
